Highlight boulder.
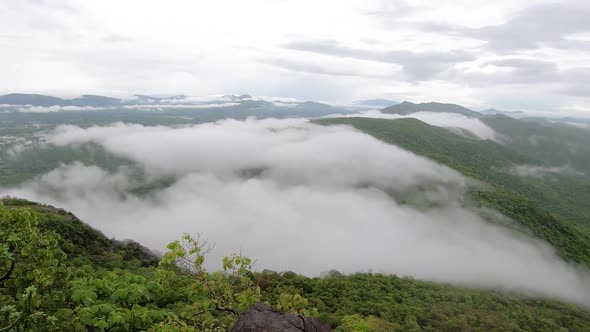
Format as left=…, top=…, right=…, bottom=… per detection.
left=231, top=303, right=332, bottom=332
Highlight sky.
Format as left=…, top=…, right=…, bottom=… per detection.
left=1, top=0, right=590, bottom=113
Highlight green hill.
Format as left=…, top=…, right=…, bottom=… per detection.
left=482, top=114, right=590, bottom=172
left=1, top=200, right=589, bottom=331
left=481, top=115, right=590, bottom=229
left=314, top=117, right=590, bottom=265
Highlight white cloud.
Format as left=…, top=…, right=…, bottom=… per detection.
left=565, top=122, right=590, bottom=128
left=49, top=119, right=465, bottom=188
left=3, top=118, right=590, bottom=306
left=121, top=102, right=240, bottom=110
left=271, top=101, right=298, bottom=108
left=510, top=164, right=585, bottom=178
left=16, top=105, right=103, bottom=112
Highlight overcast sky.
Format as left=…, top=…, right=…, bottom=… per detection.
left=1, top=0, right=590, bottom=112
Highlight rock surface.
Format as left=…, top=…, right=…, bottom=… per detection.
left=231, top=303, right=332, bottom=332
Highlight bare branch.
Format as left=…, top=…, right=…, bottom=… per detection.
left=0, top=245, right=15, bottom=287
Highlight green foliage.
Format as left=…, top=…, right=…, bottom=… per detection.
left=0, top=204, right=69, bottom=330
left=259, top=271, right=590, bottom=331
left=482, top=114, right=590, bottom=226
left=157, top=233, right=264, bottom=330
left=68, top=272, right=170, bottom=331
left=1, top=203, right=589, bottom=331
left=335, top=314, right=397, bottom=332
left=472, top=188, right=590, bottom=264
left=0, top=206, right=316, bottom=331
left=2, top=199, right=159, bottom=269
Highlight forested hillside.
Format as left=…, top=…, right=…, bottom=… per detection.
left=1, top=200, right=589, bottom=331
left=314, top=117, right=590, bottom=265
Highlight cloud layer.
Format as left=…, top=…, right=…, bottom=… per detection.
left=510, top=164, right=585, bottom=178
left=2, top=118, right=589, bottom=306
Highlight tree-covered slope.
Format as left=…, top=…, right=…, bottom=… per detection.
left=482, top=114, right=590, bottom=173
left=479, top=115, right=590, bottom=232
left=377, top=103, right=590, bottom=225
left=2, top=198, right=159, bottom=269
left=260, top=271, right=590, bottom=332
left=314, top=117, right=590, bottom=265
left=1, top=201, right=589, bottom=331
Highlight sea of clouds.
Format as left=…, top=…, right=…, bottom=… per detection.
left=2, top=118, right=589, bottom=306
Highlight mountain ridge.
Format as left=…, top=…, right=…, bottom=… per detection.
left=381, top=101, right=481, bottom=117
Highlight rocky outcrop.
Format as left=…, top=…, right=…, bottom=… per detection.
left=231, top=303, right=332, bottom=332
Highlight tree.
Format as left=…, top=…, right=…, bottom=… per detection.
left=0, top=204, right=68, bottom=330
left=158, top=233, right=261, bottom=330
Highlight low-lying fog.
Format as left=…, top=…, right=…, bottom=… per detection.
left=3, top=118, right=589, bottom=306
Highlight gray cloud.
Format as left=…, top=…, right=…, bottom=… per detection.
left=260, top=57, right=393, bottom=79
left=452, top=58, right=590, bottom=98
left=485, top=58, right=558, bottom=73
left=2, top=118, right=590, bottom=306
left=415, top=1, right=590, bottom=52
left=283, top=40, right=475, bottom=80
left=472, top=1, right=590, bottom=51
left=458, top=58, right=560, bottom=86
left=368, top=1, right=590, bottom=98
left=557, top=68, right=590, bottom=97
left=370, top=1, right=590, bottom=100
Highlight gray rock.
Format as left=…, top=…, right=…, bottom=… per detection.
left=231, top=303, right=332, bottom=332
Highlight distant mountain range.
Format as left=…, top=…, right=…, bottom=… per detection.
left=0, top=93, right=341, bottom=112
left=2, top=94, right=587, bottom=129
left=0, top=93, right=361, bottom=122
left=0, top=93, right=121, bottom=107
left=0, top=93, right=254, bottom=107
left=0, top=94, right=508, bottom=118
left=1, top=93, right=402, bottom=110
